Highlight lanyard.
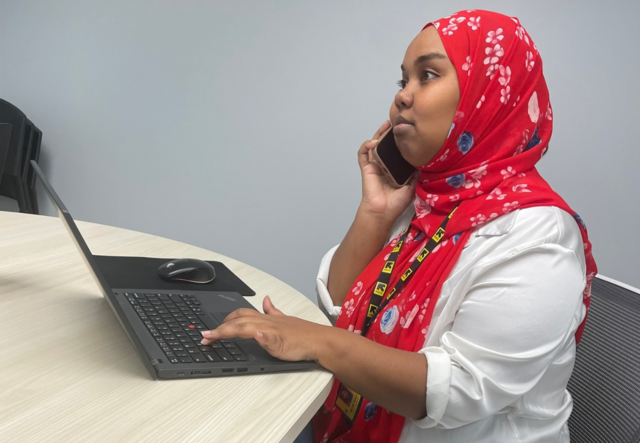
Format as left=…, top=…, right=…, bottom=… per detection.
left=361, top=203, right=460, bottom=336
left=334, top=203, right=460, bottom=423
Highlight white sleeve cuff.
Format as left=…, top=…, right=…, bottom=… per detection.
left=412, top=347, right=452, bottom=428
left=316, top=244, right=341, bottom=324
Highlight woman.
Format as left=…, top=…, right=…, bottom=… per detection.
left=201, top=9, right=597, bottom=443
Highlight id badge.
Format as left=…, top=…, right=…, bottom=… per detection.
left=335, top=383, right=363, bottom=423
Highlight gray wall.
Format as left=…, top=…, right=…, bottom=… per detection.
left=1, top=0, right=639, bottom=300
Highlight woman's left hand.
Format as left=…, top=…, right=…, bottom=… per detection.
left=200, top=296, right=329, bottom=362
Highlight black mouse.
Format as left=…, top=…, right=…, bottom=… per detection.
left=158, top=258, right=216, bottom=284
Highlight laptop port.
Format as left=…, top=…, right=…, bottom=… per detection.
left=237, top=368, right=248, bottom=373
left=202, top=371, right=211, bottom=374
left=192, top=371, right=201, bottom=375
left=222, top=368, right=234, bottom=373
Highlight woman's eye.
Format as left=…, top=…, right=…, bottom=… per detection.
left=397, top=72, right=437, bottom=89
left=421, top=71, right=437, bottom=81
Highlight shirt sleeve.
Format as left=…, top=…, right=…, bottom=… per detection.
left=413, top=216, right=587, bottom=429
left=316, top=244, right=341, bottom=323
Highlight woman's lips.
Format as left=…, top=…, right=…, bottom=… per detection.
left=393, top=123, right=414, bottom=134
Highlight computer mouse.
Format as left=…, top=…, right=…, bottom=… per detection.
left=158, top=258, right=216, bottom=284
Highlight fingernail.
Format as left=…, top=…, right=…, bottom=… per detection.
left=201, top=330, right=212, bottom=338
left=371, top=139, right=378, bottom=143
left=256, top=331, right=264, bottom=339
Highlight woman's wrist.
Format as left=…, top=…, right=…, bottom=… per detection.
left=312, top=325, right=349, bottom=365
left=355, top=203, right=398, bottom=234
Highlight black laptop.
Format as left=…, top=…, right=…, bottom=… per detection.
left=32, top=160, right=318, bottom=379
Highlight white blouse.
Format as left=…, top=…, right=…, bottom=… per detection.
left=316, top=206, right=587, bottom=443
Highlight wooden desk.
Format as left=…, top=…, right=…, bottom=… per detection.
left=0, top=212, right=334, bottom=442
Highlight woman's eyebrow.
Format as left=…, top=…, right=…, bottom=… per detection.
left=400, top=52, right=448, bottom=71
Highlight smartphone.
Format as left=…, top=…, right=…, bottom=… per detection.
left=370, top=127, right=416, bottom=188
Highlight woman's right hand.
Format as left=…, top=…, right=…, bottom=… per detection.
left=358, top=120, right=417, bottom=224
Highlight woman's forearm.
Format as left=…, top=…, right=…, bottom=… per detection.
left=327, top=207, right=395, bottom=307
left=314, top=326, right=428, bottom=420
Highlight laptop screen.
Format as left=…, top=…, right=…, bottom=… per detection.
left=31, top=160, right=114, bottom=299
left=31, top=160, right=164, bottom=376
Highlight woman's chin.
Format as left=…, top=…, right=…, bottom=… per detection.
left=395, top=143, right=420, bottom=168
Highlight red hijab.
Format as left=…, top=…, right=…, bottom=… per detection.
left=314, top=10, right=597, bottom=443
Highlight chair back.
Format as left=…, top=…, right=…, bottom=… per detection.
left=0, top=99, right=27, bottom=178
left=567, top=276, right=640, bottom=442
left=0, top=99, right=42, bottom=213
left=0, top=123, right=12, bottom=178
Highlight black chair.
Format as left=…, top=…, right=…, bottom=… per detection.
left=0, top=123, right=12, bottom=179
left=25, top=124, right=42, bottom=214
left=0, top=99, right=41, bottom=213
left=567, top=275, right=640, bottom=442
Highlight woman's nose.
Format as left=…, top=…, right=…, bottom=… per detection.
left=394, top=87, right=413, bottom=110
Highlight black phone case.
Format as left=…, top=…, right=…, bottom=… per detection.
left=374, top=128, right=416, bottom=186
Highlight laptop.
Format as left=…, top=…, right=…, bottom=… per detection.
left=32, top=160, right=318, bottom=379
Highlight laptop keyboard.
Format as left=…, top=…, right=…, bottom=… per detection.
left=124, top=292, right=248, bottom=364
